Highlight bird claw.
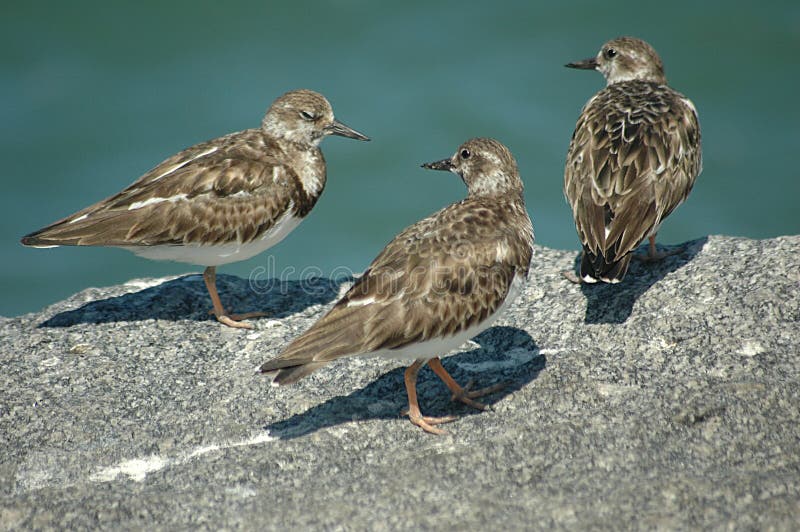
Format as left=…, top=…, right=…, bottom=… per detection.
left=632, top=246, right=683, bottom=262
left=450, top=380, right=506, bottom=410
left=402, top=409, right=457, bottom=435
left=215, top=315, right=256, bottom=329
left=561, top=270, right=583, bottom=284
left=207, top=309, right=267, bottom=329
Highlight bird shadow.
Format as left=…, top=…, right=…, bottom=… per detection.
left=571, top=237, right=708, bottom=324
left=264, top=325, right=545, bottom=440
left=37, top=273, right=351, bottom=328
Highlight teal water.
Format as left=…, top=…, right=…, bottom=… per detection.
left=2, top=1, right=799, bottom=317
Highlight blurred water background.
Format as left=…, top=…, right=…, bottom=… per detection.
left=2, top=1, right=798, bottom=316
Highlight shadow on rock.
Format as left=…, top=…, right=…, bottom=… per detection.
left=572, top=237, right=708, bottom=324
left=38, top=274, right=351, bottom=328
left=265, top=325, right=545, bottom=439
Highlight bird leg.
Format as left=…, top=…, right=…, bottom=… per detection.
left=633, top=235, right=684, bottom=262
left=427, top=357, right=505, bottom=410
left=202, top=266, right=266, bottom=329
left=402, top=359, right=457, bottom=435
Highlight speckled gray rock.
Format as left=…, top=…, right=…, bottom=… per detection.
left=1, top=235, right=798, bottom=530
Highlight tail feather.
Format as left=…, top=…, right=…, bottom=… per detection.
left=21, top=224, right=80, bottom=247
left=261, top=362, right=328, bottom=386
left=580, top=247, right=631, bottom=284
left=20, top=233, right=62, bottom=248
left=259, top=305, right=368, bottom=384
left=21, top=211, right=134, bottom=247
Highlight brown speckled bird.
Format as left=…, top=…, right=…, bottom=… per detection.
left=21, top=89, right=369, bottom=328
left=564, top=37, right=702, bottom=283
left=261, top=138, right=534, bottom=434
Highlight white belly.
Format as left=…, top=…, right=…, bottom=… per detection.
left=121, top=211, right=303, bottom=267
left=367, top=272, right=526, bottom=361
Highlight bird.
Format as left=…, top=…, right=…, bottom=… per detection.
left=260, top=138, right=534, bottom=434
left=563, top=36, right=702, bottom=283
left=21, top=89, right=369, bottom=328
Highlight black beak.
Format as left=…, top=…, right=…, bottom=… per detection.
left=421, top=158, right=454, bottom=171
left=325, top=119, right=370, bottom=141
left=565, top=57, right=598, bottom=70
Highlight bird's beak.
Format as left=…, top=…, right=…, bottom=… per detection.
left=421, top=158, right=455, bottom=171
left=565, top=57, right=598, bottom=70
left=325, top=119, right=370, bottom=141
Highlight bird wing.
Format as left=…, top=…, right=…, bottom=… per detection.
left=22, top=130, right=311, bottom=247
left=261, top=197, right=533, bottom=379
left=565, top=82, right=702, bottom=259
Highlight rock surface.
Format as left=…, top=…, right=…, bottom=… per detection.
left=1, top=235, right=799, bottom=530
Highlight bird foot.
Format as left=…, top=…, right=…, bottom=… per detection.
left=450, top=380, right=506, bottom=410
left=400, top=407, right=457, bottom=435
left=208, top=309, right=267, bottom=329
left=632, top=246, right=684, bottom=262
left=215, top=315, right=255, bottom=329
left=561, top=270, right=583, bottom=284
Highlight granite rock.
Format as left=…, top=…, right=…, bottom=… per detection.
left=1, top=235, right=798, bottom=529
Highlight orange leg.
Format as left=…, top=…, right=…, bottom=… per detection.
left=203, top=266, right=266, bottom=329
left=427, top=357, right=505, bottom=410
left=633, top=235, right=684, bottom=262
left=402, top=359, right=457, bottom=435
left=648, top=235, right=658, bottom=258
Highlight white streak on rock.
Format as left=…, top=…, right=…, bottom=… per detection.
left=89, top=432, right=275, bottom=484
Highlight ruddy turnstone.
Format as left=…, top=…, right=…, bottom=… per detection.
left=21, top=89, right=369, bottom=328
left=564, top=37, right=702, bottom=283
left=260, top=138, right=534, bottom=434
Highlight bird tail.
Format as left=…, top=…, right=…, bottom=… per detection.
left=260, top=361, right=329, bottom=386
left=21, top=225, right=74, bottom=247
left=259, top=306, right=369, bottom=385
left=21, top=211, right=132, bottom=247
left=580, top=247, right=631, bottom=284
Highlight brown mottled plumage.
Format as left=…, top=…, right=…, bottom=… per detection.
left=21, top=89, right=369, bottom=328
left=261, top=138, right=534, bottom=434
left=564, top=37, right=702, bottom=283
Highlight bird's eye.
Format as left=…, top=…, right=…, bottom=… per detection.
left=300, top=111, right=316, bottom=121
left=460, top=149, right=471, bottom=159
left=605, top=48, right=617, bottom=59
